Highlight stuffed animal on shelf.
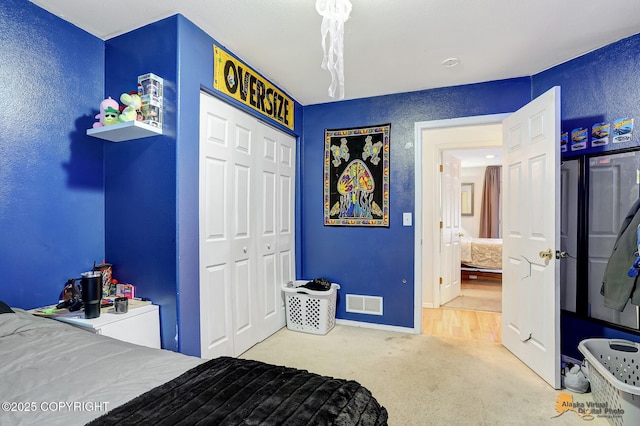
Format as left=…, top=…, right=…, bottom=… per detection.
left=118, top=92, right=142, bottom=122
left=93, top=97, right=120, bottom=128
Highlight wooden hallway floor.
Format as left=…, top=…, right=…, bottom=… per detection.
left=442, top=280, right=501, bottom=312
left=422, top=307, right=501, bottom=344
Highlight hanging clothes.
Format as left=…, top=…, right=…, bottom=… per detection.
left=601, top=198, right=640, bottom=311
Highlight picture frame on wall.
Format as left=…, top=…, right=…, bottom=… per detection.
left=461, top=183, right=474, bottom=216
left=323, top=123, right=390, bottom=227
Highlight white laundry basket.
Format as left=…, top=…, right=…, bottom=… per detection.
left=282, top=280, right=339, bottom=335
left=578, top=338, right=640, bottom=426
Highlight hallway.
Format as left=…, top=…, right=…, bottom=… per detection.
left=442, top=279, right=501, bottom=312
left=423, top=278, right=501, bottom=343
left=422, top=307, right=501, bottom=343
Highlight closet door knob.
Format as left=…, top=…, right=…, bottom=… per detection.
left=243, top=247, right=247, bottom=253
left=267, top=244, right=271, bottom=250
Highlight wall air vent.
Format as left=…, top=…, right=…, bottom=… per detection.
left=345, top=294, right=383, bottom=315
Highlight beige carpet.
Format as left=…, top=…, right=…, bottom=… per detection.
left=241, top=325, right=606, bottom=426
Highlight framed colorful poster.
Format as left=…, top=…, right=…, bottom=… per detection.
left=323, top=123, right=390, bottom=227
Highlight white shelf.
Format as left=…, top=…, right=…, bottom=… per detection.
left=86, top=120, right=162, bottom=142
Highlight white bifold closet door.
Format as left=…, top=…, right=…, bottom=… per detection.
left=199, top=91, right=296, bottom=359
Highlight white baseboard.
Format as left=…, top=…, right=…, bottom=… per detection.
left=422, top=302, right=435, bottom=309
left=335, top=318, right=418, bottom=334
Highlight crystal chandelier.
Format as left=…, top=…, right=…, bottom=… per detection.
left=316, top=0, right=352, bottom=99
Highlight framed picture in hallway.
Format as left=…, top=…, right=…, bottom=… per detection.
left=323, top=123, right=390, bottom=227
left=461, top=182, right=474, bottom=216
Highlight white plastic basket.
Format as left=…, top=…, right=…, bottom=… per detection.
left=578, top=338, right=640, bottom=426
left=282, top=280, right=340, bottom=335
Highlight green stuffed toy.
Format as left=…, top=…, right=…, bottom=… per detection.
left=119, top=92, right=142, bottom=122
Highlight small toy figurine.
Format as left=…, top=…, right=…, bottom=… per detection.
left=118, top=92, right=142, bottom=122
left=142, top=103, right=159, bottom=124
left=103, top=106, right=120, bottom=126
left=93, top=97, right=120, bottom=128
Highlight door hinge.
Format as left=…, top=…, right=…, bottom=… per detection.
left=439, top=277, right=443, bottom=284
left=439, top=221, right=443, bottom=229
left=439, top=164, right=444, bottom=172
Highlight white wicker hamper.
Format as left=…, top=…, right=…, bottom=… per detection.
left=578, top=338, right=640, bottom=426
left=282, top=280, right=339, bottom=335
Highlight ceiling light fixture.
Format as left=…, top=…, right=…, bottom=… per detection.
left=316, top=0, right=352, bottom=99
left=441, top=57, right=460, bottom=68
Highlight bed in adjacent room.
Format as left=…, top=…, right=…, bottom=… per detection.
left=0, top=303, right=388, bottom=426
left=460, top=237, right=503, bottom=282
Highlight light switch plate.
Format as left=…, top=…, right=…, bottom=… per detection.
left=403, top=212, right=412, bottom=226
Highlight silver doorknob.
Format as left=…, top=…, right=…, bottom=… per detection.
left=267, top=244, right=271, bottom=250
left=243, top=247, right=247, bottom=253
left=457, top=232, right=464, bottom=237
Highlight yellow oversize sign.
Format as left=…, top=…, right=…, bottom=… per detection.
left=213, top=45, right=294, bottom=130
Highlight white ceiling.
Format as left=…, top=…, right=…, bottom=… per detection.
left=448, top=148, right=502, bottom=168
left=30, top=0, right=640, bottom=106
left=426, top=123, right=503, bottom=168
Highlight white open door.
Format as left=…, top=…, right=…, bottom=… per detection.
left=440, top=151, right=462, bottom=305
left=502, top=86, right=561, bottom=389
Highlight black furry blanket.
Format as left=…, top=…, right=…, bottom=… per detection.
left=87, top=356, right=388, bottom=425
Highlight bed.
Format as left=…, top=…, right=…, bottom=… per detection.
left=460, top=237, right=503, bottom=282
left=0, top=303, right=388, bottom=425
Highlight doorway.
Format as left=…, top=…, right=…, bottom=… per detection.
left=441, top=147, right=502, bottom=313
left=414, top=116, right=506, bottom=342
left=413, top=114, right=507, bottom=314
left=414, top=88, right=562, bottom=389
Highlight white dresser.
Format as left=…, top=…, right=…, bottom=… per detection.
left=31, top=301, right=161, bottom=349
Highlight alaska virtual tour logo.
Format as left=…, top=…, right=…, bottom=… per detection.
left=552, top=392, right=624, bottom=421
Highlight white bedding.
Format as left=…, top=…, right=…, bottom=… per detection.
left=460, top=237, right=503, bottom=270
left=0, top=309, right=205, bottom=425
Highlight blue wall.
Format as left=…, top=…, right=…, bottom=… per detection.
left=533, top=33, right=640, bottom=157
left=301, top=80, right=531, bottom=327
left=103, top=15, right=304, bottom=353
left=2, top=0, right=638, bottom=355
left=561, top=314, right=639, bottom=360
left=0, top=0, right=104, bottom=308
